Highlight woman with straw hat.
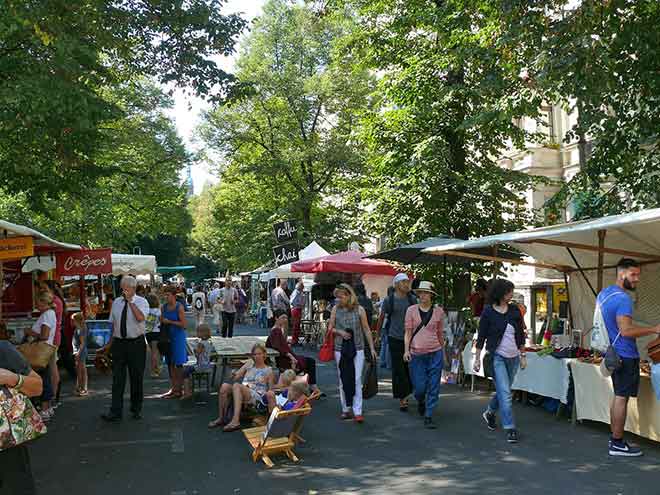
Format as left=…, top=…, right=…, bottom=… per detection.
left=403, top=281, right=445, bottom=429
left=328, top=283, right=377, bottom=423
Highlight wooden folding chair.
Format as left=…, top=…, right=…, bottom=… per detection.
left=242, top=404, right=313, bottom=468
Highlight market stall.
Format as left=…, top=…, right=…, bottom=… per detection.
left=421, top=208, right=660, bottom=441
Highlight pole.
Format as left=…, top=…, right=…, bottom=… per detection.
left=442, top=254, right=447, bottom=306
left=563, top=271, right=573, bottom=330
left=0, top=261, right=3, bottom=322
left=597, top=229, right=606, bottom=292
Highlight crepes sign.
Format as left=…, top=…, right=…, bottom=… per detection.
left=56, top=249, right=112, bottom=277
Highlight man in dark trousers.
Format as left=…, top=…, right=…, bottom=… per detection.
left=101, top=275, right=150, bottom=422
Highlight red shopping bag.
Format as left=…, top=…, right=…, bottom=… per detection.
left=318, top=328, right=334, bottom=362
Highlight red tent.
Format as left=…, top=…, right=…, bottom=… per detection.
left=291, top=250, right=400, bottom=276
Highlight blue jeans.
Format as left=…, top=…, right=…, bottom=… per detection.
left=488, top=354, right=520, bottom=430
left=409, top=350, right=443, bottom=418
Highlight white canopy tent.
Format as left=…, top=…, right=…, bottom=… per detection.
left=421, top=208, right=660, bottom=355
left=260, top=241, right=329, bottom=282
left=111, top=254, right=157, bottom=276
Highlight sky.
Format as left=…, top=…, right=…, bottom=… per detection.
left=169, top=0, right=267, bottom=194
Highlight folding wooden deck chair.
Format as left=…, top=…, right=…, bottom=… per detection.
left=242, top=404, right=312, bottom=468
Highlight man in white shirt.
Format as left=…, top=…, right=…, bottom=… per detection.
left=290, top=281, right=305, bottom=345
left=271, top=279, right=290, bottom=313
left=101, top=276, right=150, bottom=422
left=192, top=285, right=207, bottom=327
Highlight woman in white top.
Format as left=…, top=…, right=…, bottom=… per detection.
left=25, top=291, right=57, bottom=421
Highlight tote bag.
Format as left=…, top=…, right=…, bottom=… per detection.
left=0, top=386, right=47, bottom=451
left=318, top=328, right=334, bottom=362
left=17, top=341, right=57, bottom=370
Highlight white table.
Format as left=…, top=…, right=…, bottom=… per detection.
left=570, top=360, right=660, bottom=442
left=511, top=353, right=573, bottom=404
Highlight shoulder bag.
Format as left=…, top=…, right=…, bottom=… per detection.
left=318, top=326, right=335, bottom=362
left=16, top=341, right=57, bottom=370
left=0, top=386, right=47, bottom=451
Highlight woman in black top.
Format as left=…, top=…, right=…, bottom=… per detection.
left=0, top=341, right=44, bottom=495
left=473, top=279, right=527, bottom=444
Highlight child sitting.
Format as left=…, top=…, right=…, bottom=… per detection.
left=182, top=323, right=214, bottom=399
left=274, top=369, right=296, bottom=391
left=279, top=381, right=309, bottom=411
left=266, top=371, right=308, bottom=412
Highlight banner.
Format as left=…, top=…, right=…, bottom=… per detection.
left=0, top=236, right=34, bottom=261
left=273, top=220, right=298, bottom=244
left=56, top=248, right=112, bottom=277
left=272, top=242, right=299, bottom=267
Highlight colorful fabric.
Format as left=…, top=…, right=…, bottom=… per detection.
left=0, top=387, right=47, bottom=451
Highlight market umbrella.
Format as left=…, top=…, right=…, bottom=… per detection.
left=291, top=250, right=400, bottom=276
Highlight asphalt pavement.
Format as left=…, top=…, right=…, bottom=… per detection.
left=27, top=316, right=660, bottom=495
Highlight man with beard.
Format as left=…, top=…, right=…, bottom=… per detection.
left=598, top=258, right=660, bottom=457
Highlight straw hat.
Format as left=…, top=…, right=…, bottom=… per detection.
left=415, top=281, right=437, bottom=296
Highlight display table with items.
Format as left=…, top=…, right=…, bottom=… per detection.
left=511, top=351, right=574, bottom=404
left=187, top=336, right=279, bottom=386
left=569, top=360, right=660, bottom=442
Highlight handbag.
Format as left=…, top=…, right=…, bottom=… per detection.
left=362, top=352, right=378, bottom=399
left=318, top=327, right=335, bottom=362
left=0, top=386, right=47, bottom=451
left=647, top=337, right=660, bottom=364
left=482, top=351, right=494, bottom=379
left=600, top=333, right=623, bottom=377
left=17, top=341, right=57, bottom=370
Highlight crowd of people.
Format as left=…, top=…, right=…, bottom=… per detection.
left=3, top=258, right=658, bottom=493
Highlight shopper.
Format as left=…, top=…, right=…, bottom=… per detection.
left=596, top=258, right=660, bottom=457
left=101, top=275, right=150, bottom=422
left=71, top=312, right=89, bottom=396
left=0, top=340, right=44, bottom=495
left=328, top=283, right=377, bottom=423
left=220, top=279, right=237, bottom=338
left=376, top=273, right=416, bottom=411
left=267, top=309, right=320, bottom=393
left=290, top=281, right=305, bottom=345
left=403, top=281, right=445, bottom=429
left=42, top=281, right=64, bottom=407
left=474, top=278, right=526, bottom=443
left=208, top=282, right=223, bottom=335
left=271, top=279, right=290, bottom=314
left=192, top=285, right=207, bottom=327
left=145, top=293, right=162, bottom=377
left=468, top=278, right=488, bottom=317
left=25, top=291, right=57, bottom=421
left=159, top=285, right=188, bottom=398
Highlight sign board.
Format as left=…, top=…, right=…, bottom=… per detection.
left=272, top=242, right=299, bottom=267
left=273, top=220, right=298, bottom=244
left=0, top=236, right=34, bottom=261
left=55, top=248, right=112, bottom=277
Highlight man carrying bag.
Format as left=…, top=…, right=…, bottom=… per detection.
left=596, top=258, right=660, bottom=457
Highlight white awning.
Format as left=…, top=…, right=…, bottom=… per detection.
left=0, top=220, right=81, bottom=252
left=422, top=208, right=660, bottom=271
left=111, top=254, right=157, bottom=276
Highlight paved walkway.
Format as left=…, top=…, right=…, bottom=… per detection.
left=28, top=319, right=660, bottom=495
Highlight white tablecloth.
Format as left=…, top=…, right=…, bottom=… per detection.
left=570, top=360, right=660, bottom=442
left=511, top=353, right=573, bottom=404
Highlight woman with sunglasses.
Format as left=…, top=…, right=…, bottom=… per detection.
left=208, top=342, right=275, bottom=432
left=328, top=283, right=377, bottom=423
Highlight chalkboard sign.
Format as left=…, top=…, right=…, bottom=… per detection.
left=272, top=242, right=299, bottom=266
left=273, top=220, right=298, bottom=243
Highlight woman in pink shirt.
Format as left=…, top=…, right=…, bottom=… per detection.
left=403, top=281, right=444, bottom=429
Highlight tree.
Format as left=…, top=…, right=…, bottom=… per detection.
left=0, top=81, right=192, bottom=251
left=491, top=1, right=660, bottom=218
left=0, top=0, right=246, bottom=205
left=200, top=0, right=375, bottom=235
left=345, top=0, right=542, bottom=303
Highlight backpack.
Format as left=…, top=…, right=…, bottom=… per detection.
left=194, top=296, right=204, bottom=311
left=383, top=292, right=417, bottom=332
left=590, top=291, right=624, bottom=353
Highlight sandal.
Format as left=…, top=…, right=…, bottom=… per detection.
left=208, top=418, right=225, bottom=429
left=223, top=422, right=241, bottom=432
